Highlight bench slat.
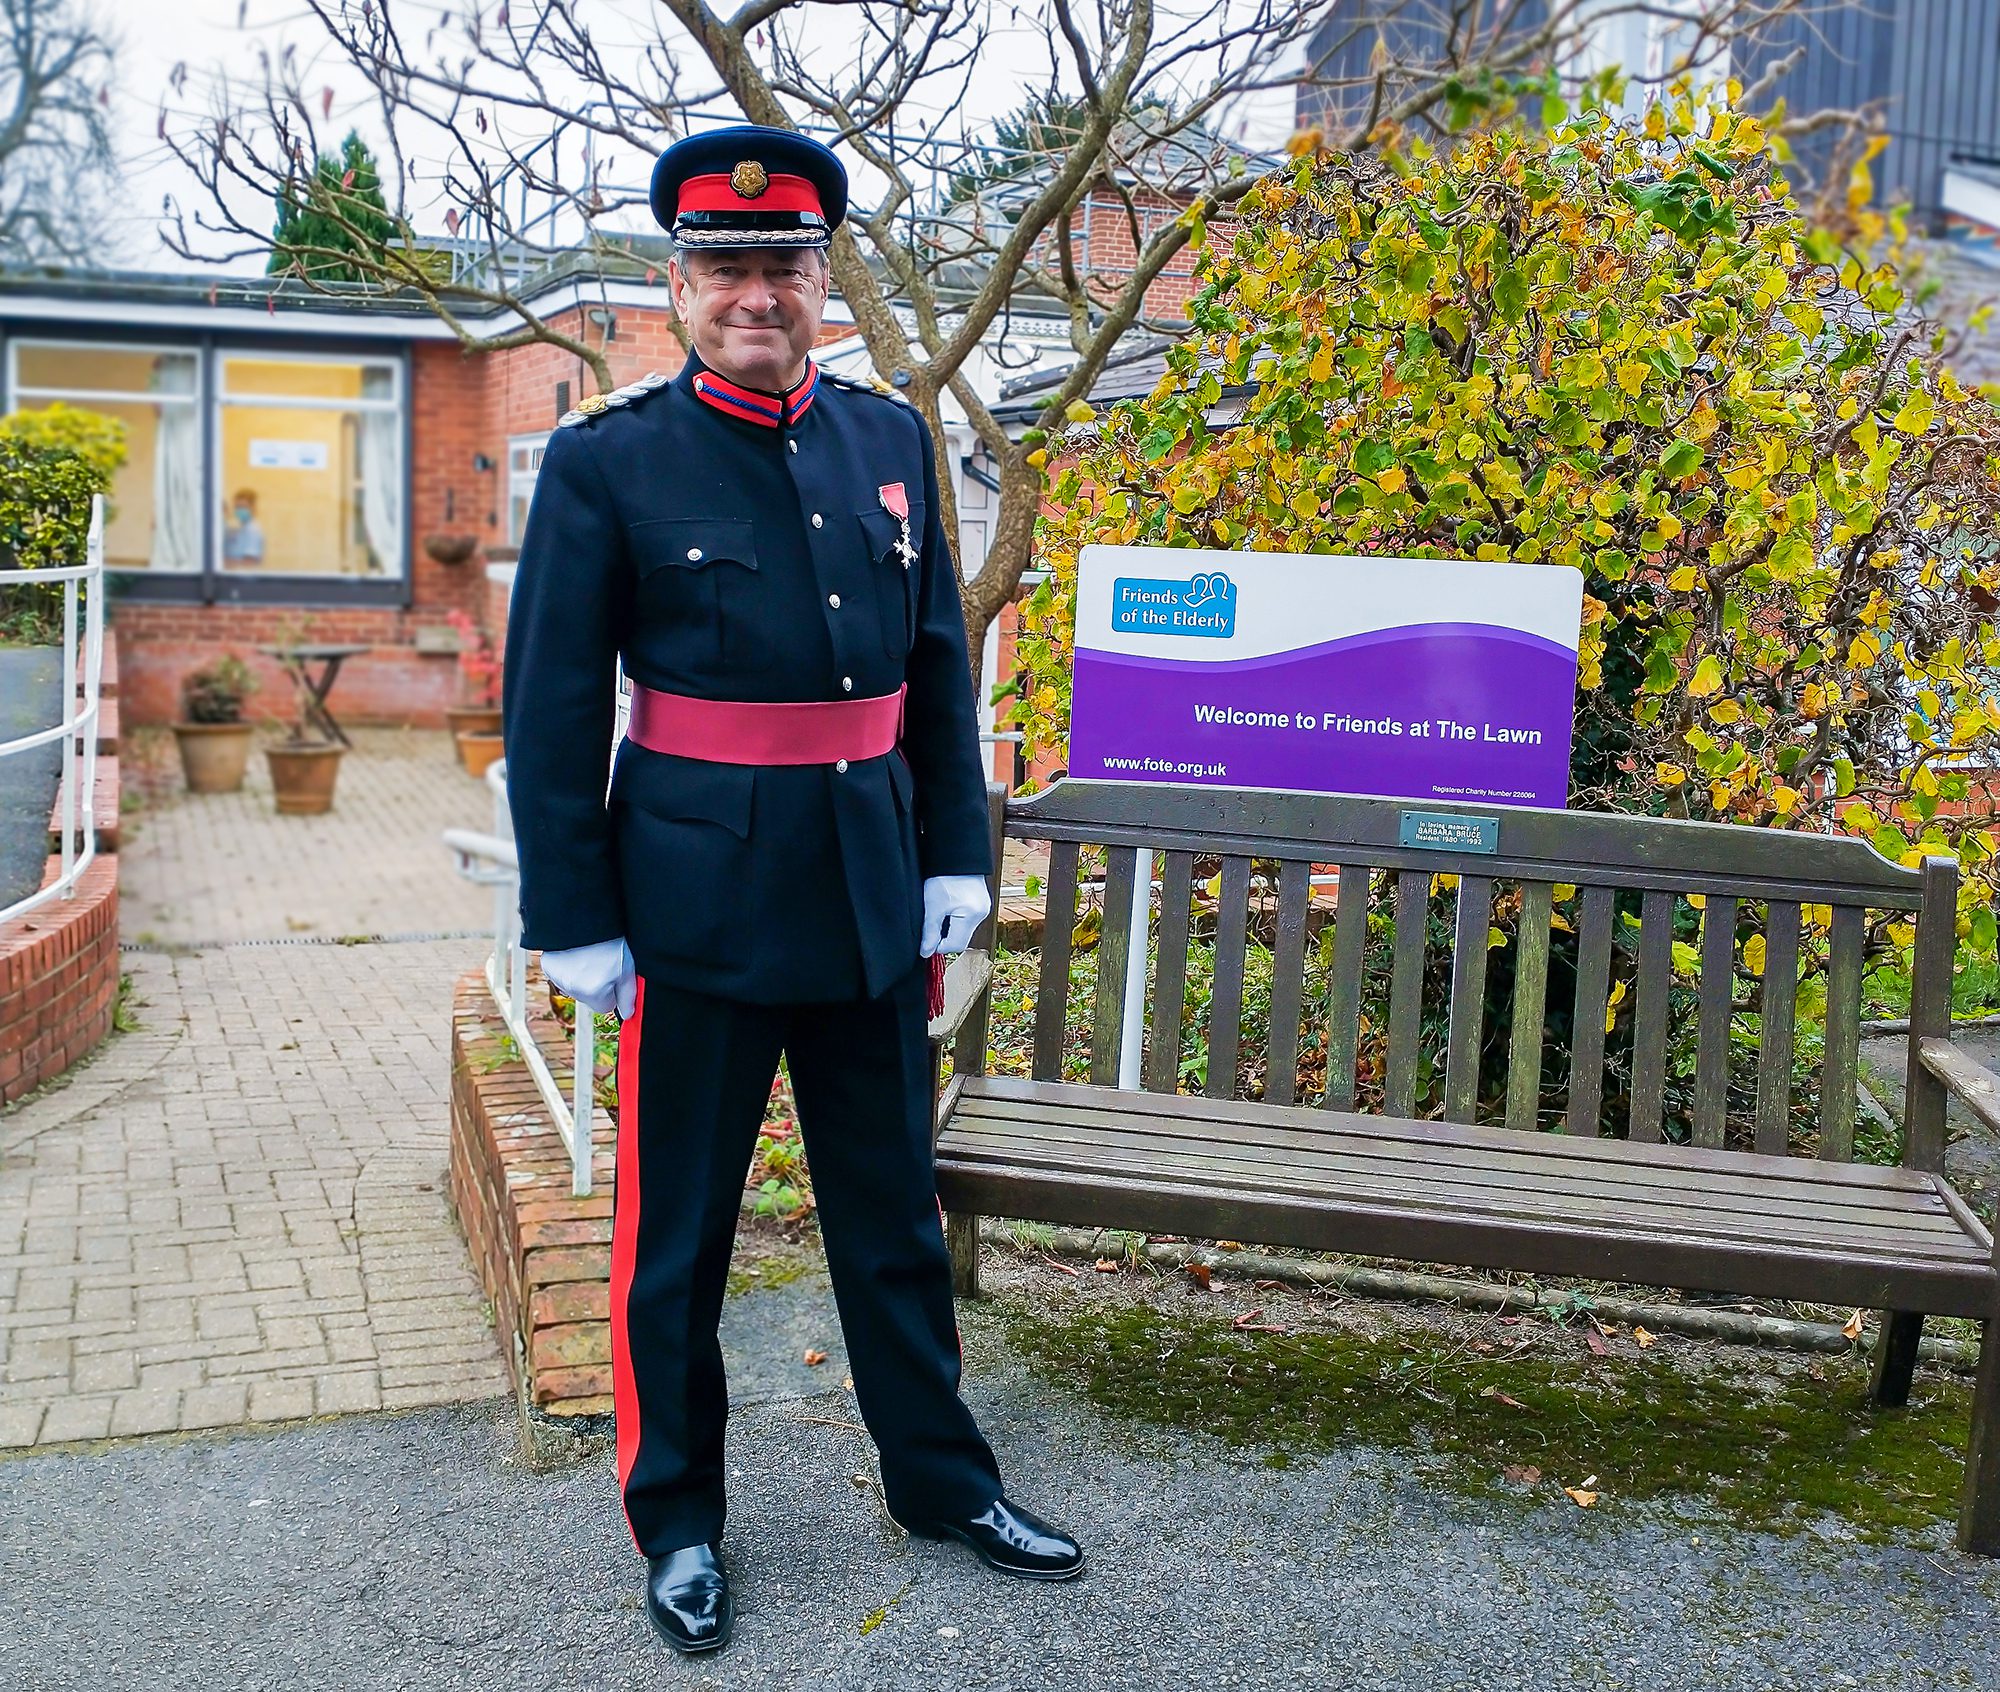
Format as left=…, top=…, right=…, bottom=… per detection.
left=1144, top=850, right=1196, bottom=1095
left=1444, top=875, right=1493, bottom=1124
left=1322, top=864, right=1372, bottom=1114
left=1265, top=858, right=1311, bottom=1107
left=1756, top=901, right=1802, bottom=1155
left=1818, top=902, right=1865, bottom=1160
left=936, top=1154, right=1996, bottom=1321
left=1386, top=870, right=1428, bottom=1116
left=946, top=1122, right=1978, bottom=1259
left=1506, top=882, right=1554, bottom=1131
left=1630, top=889, right=1675, bottom=1143
left=1692, top=895, right=1737, bottom=1149
left=966, top=1074, right=1953, bottom=1196
left=955, top=1092, right=1972, bottom=1235
left=1089, top=847, right=1138, bottom=1086
left=1205, top=857, right=1253, bottom=1098
left=1566, top=885, right=1616, bottom=1134
left=1032, top=839, right=1080, bottom=1083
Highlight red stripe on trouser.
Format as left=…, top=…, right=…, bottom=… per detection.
left=611, top=976, right=648, bottom=1549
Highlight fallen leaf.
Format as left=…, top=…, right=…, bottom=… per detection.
left=843, top=1376, right=854, bottom=1390
left=1502, top=1463, right=1542, bottom=1486
left=1217, top=1240, right=1243, bottom=1251
left=1185, top=1262, right=1213, bottom=1291
left=850, top=1472, right=872, bottom=1487
left=1842, top=1308, right=1866, bottom=1341
left=1093, top=1257, right=1120, bottom=1272
left=1634, top=1326, right=1656, bottom=1349
left=1471, top=1341, right=1496, bottom=1353
left=804, top=1348, right=827, bottom=1366
left=1480, top=1386, right=1529, bottom=1409
left=860, top=1607, right=886, bottom=1636
left=1583, top=1328, right=1609, bottom=1357
left=1255, top=1278, right=1285, bottom=1290
left=1232, top=1308, right=1265, bottom=1328
left=1043, top=1256, right=1081, bottom=1277
left=1593, top=1319, right=1619, bottom=1337
left=1564, top=1487, right=1600, bottom=1508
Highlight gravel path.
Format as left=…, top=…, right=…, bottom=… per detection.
left=3, top=1278, right=1996, bottom=1692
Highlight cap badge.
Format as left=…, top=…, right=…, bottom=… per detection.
left=730, top=160, right=770, bottom=199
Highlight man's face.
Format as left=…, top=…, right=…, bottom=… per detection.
left=669, top=246, right=828, bottom=391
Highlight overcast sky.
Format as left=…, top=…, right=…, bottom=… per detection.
left=107, top=0, right=1308, bottom=275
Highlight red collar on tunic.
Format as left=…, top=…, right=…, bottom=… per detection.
left=688, top=360, right=818, bottom=428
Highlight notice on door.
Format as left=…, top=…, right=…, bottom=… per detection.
left=1068, top=545, right=1585, bottom=808
left=248, top=438, right=330, bottom=471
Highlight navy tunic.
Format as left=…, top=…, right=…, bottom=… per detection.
left=500, top=351, right=991, bottom=1004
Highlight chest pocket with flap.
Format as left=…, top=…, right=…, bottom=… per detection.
left=857, top=503, right=923, bottom=661
left=628, top=517, right=768, bottom=676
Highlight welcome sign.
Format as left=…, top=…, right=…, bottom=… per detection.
left=1068, top=546, right=1585, bottom=807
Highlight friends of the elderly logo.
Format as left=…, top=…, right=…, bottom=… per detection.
left=1110, top=570, right=1237, bottom=638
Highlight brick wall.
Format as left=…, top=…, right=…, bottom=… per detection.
left=447, top=968, right=617, bottom=1426
left=0, top=858, right=119, bottom=1108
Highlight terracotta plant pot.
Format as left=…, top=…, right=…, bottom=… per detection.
left=266, top=741, right=345, bottom=815
left=444, top=705, right=503, bottom=766
left=457, top=729, right=506, bottom=778
left=172, top=721, right=255, bottom=794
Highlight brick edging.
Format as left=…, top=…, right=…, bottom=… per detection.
left=0, top=856, right=119, bottom=1107
left=446, top=968, right=618, bottom=1424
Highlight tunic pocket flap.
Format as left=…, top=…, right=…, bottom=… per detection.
left=857, top=504, right=925, bottom=560
left=631, top=517, right=758, bottom=574
left=617, top=752, right=755, bottom=838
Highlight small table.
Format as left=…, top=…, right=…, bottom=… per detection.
left=256, top=643, right=373, bottom=748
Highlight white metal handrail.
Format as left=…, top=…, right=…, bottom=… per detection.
left=0, top=495, right=105, bottom=930
left=444, top=759, right=597, bottom=1196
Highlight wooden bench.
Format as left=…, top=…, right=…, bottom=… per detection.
left=931, top=780, right=2000, bottom=1554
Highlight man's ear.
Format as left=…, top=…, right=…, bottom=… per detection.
left=667, top=258, right=688, bottom=316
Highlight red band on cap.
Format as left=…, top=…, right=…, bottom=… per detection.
left=677, top=172, right=824, bottom=217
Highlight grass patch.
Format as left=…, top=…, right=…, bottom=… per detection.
left=997, top=1298, right=1973, bottom=1543
left=725, top=1253, right=812, bottom=1298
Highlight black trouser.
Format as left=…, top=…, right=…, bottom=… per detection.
left=610, top=962, right=1003, bottom=1555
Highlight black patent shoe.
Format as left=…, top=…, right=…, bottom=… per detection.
left=645, top=1542, right=733, bottom=1653
left=900, top=1495, right=1085, bottom=1581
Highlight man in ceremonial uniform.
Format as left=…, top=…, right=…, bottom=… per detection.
left=501, top=126, right=1083, bottom=1656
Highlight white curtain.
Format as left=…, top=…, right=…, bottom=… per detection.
left=357, top=366, right=401, bottom=575
left=148, top=356, right=200, bottom=574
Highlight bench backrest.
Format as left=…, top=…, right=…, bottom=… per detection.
left=991, top=780, right=1958, bottom=1172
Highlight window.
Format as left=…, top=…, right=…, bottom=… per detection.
left=7, top=341, right=202, bottom=573
left=216, top=353, right=402, bottom=577
left=1564, top=0, right=1728, bottom=120
left=507, top=433, right=549, bottom=545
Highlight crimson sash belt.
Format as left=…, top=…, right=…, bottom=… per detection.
left=625, top=682, right=905, bottom=765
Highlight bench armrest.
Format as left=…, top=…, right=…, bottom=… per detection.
left=1918, top=1037, right=2000, bottom=1136
left=926, top=948, right=993, bottom=1046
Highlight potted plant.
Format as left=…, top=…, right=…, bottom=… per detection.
left=172, top=653, right=258, bottom=793
left=443, top=607, right=505, bottom=775
left=264, top=614, right=346, bottom=815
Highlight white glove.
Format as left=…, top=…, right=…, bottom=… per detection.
left=921, top=875, right=991, bottom=959
left=540, top=936, right=637, bottom=1019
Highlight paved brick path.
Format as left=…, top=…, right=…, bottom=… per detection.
left=0, top=729, right=510, bottom=1449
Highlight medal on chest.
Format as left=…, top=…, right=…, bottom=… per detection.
left=878, top=482, right=917, bottom=569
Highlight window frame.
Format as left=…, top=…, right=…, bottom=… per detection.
left=213, top=347, right=407, bottom=587
left=6, top=336, right=206, bottom=577
left=506, top=430, right=550, bottom=547
left=0, top=325, right=414, bottom=608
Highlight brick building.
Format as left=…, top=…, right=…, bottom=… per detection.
left=0, top=264, right=851, bottom=729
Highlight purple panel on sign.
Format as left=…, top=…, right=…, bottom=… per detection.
left=1068, top=623, right=1577, bottom=807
